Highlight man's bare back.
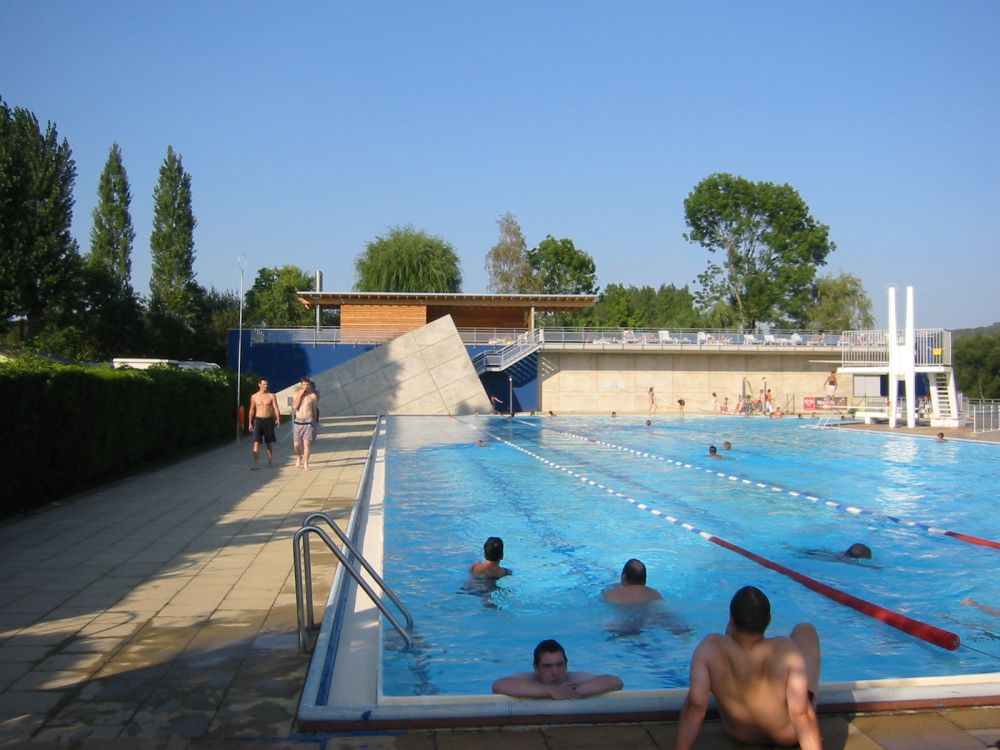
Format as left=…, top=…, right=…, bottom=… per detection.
left=603, top=584, right=661, bottom=605
left=694, top=631, right=814, bottom=746
left=674, top=587, right=821, bottom=750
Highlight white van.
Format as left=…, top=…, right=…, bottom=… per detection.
left=112, top=358, right=220, bottom=371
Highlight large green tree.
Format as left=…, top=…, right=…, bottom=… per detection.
left=684, top=173, right=834, bottom=329
left=190, top=286, right=240, bottom=364
left=954, top=332, right=1000, bottom=400
left=89, top=143, right=135, bottom=291
left=0, top=98, right=81, bottom=339
left=528, top=235, right=598, bottom=295
left=808, top=273, right=875, bottom=331
left=485, top=212, right=535, bottom=293
left=244, top=265, right=315, bottom=326
left=354, top=225, right=462, bottom=292
left=149, top=146, right=199, bottom=327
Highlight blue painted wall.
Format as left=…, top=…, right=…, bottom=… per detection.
left=227, top=332, right=541, bottom=411
left=227, top=330, right=376, bottom=391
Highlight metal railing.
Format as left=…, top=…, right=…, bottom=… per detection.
left=248, top=325, right=850, bottom=348
left=247, top=325, right=954, bottom=367
left=291, top=418, right=414, bottom=652
left=293, top=512, right=413, bottom=652
left=968, top=399, right=1000, bottom=434
left=841, top=328, right=951, bottom=367
left=537, top=327, right=844, bottom=347
left=472, top=329, right=545, bottom=373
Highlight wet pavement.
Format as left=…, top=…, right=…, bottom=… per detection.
left=1, top=416, right=998, bottom=749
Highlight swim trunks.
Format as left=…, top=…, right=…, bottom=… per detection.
left=253, top=416, right=277, bottom=444
left=293, top=420, right=316, bottom=444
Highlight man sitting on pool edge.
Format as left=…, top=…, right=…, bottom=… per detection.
left=492, top=639, right=623, bottom=699
left=673, top=585, right=821, bottom=750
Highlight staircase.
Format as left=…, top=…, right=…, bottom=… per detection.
left=928, top=370, right=961, bottom=428
left=472, top=329, right=544, bottom=374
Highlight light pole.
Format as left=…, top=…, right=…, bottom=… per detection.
left=236, top=254, right=246, bottom=443
left=508, top=375, right=513, bottom=416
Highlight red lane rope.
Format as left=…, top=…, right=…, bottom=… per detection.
left=945, top=531, right=1000, bottom=550
left=710, top=536, right=960, bottom=651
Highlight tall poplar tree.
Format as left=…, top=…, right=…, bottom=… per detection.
left=149, top=145, right=198, bottom=327
left=89, top=142, right=135, bottom=291
left=0, top=98, right=80, bottom=338
left=485, top=212, right=535, bottom=293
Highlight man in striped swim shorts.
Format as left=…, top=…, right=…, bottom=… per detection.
left=292, top=378, right=320, bottom=470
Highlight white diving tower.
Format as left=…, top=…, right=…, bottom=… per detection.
left=838, top=285, right=960, bottom=429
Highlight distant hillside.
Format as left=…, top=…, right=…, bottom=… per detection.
left=952, top=322, right=1000, bottom=340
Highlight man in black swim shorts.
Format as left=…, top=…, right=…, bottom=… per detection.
left=248, top=379, right=281, bottom=468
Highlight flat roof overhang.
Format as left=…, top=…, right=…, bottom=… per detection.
left=296, top=291, right=598, bottom=312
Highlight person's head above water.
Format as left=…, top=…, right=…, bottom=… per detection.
left=621, top=558, right=648, bottom=585
left=723, top=441, right=732, bottom=450
left=708, top=445, right=718, bottom=456
left=845, top=543, right=872, bottom=559
left=483, top=536, right=504, bottom=562
left=730, top=585, right=771, bottom=635
left=532, top=638, right=567, bottom=668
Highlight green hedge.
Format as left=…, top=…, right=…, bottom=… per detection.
left=1, top=360, right=256, bottom=518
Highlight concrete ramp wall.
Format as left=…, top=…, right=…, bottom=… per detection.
left=276, top=316, right=492, bottom=416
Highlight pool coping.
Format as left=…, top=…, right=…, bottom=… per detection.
left=296, top=416, right=1000, bottom=731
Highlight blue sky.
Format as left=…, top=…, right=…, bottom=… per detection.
left=3, top=2, right=998, bottom=329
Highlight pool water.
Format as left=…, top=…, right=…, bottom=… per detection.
left=381, top=415, right=1000, bottom=696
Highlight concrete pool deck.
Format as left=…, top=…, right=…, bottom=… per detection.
left=1, top=416, right=998, bottom=749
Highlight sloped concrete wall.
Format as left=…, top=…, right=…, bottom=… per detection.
left=276, top=316, right=492, bottom=416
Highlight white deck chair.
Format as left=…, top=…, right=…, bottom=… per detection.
left=744, top=333, right=760, bottom=345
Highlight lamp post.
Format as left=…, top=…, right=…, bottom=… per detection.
left=236, top=254, right=246, bottom=443
left=508, top=375, right=514, bottom=416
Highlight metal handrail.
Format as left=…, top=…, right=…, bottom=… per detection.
left=293, top=525, right=413, bottom=651
left=472, top=328, right=544, bottom=373
left=301, top=511, right=414, bottom=631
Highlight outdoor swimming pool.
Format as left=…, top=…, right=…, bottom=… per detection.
left=380, top=415, right=1000, bottom=698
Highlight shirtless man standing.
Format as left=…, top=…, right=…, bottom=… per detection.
left=825, top=371, right=838, bottom=397
left=292, top=378, right=320, bottom=470
left=492, top=639, right=623, bottom=700
left=673, top=586, right=821, bottom=750
left=248, top=379, right=281, bottom=469
left=603, top=559, right=662, bottom=605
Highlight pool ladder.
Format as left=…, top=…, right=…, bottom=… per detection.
left=293, top=511, right=414, bottom=652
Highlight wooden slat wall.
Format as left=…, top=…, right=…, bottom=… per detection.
left=341, top=304, right=428, bottom=333
left=428, top=306, right=527, bottom=328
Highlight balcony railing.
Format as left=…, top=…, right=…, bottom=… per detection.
left=841, top=329, right=951, bottom=367
left=246, top=325, right=951, bottom=365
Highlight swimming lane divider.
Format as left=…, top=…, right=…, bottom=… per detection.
left=517, top=420, right=1000, bottom=553
left=466, top=420, right=961, bottom=652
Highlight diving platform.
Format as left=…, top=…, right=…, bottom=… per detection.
left=835, top=286, right=961, bottom=429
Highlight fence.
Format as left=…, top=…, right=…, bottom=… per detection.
left=967, top=399, right=1000, bottom=434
